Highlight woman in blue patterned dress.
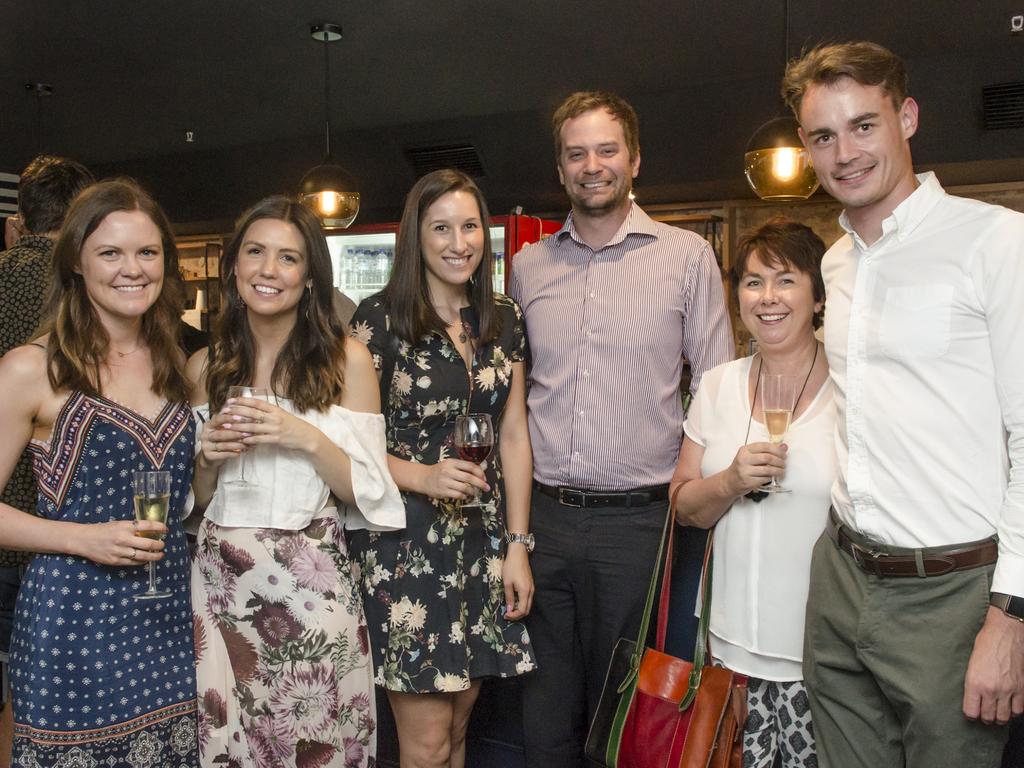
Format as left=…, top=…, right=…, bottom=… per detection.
left=348, top=169, right=536, bottom=768
left=0, top=180, right=199, bottom=766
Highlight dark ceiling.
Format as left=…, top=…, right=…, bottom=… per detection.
left=3, top=0, right=1023, bottom=228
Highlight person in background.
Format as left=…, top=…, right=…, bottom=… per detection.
left=672, top=218, right=830, bottom=767
left=0, top=154, right=92, bottom=767
left=783, top=41, right=1024, bottom=767
left=188, top=196, right=403, bottom=768
left=333, top=286, right=358, bottom=327
left=0, top=178, right=198, bottom=765
left=508, top=90, right=734, bottom=767
left=349, top=168, right=535, bottom=768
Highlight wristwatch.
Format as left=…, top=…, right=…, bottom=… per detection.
left=506, top=532, right=535, bottom=553
left=990, top=592, right=1024, bottom=622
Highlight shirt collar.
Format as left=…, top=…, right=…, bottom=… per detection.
left=555, top=202, right=659, bottom=249
left=838, top=171, right=944, bottom=251
left=12, top=234, right=55, bottom=253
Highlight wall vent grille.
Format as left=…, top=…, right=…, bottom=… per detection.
left=982, top=81, right=1024, bottom=130
left=406, top=143, right=485, bottom=178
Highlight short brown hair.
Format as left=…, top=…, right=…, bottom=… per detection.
left=732, top=217, right=826, bottom=329
left=552, top=91, right=639, bottom=161
left=18, top=155, right=93, bottom=234
left=782, top=41, right=908, bottom=118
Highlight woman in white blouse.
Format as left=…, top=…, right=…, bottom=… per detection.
left=186, top=197, right=404, bottom=768
left=671, top=217, right=832, bottom=768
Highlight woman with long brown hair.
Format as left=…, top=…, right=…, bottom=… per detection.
left=0, top=179, right=199, bottom=765
left=349, top=169, right=535, bottom=768
left=188, top=196, right=403, bottom=768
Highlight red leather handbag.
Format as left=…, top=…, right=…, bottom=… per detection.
left=585, top=494, right=747, bottom=768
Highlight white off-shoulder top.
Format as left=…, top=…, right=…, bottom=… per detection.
left=193, top=399, right=405, bottom=532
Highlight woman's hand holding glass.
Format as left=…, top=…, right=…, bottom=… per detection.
left=419, top=458, right=489, bottom=501
left=724, top=441, right=788, bottom=497
left=221, top=396, right=322, bottom=455
left=71, top=519, right=166, bottom=567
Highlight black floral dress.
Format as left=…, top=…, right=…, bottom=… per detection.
left=348, top=293, right=536, bottom=693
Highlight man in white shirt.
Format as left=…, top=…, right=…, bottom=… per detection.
left=781, top=41, right=1024, bottom=768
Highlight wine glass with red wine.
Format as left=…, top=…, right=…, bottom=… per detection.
left=453, top=414, right=494, bottom=507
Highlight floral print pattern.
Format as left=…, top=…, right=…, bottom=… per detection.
left=192, top=518, right=375, bottom=767
left=348, top=294, right=536, bottom=693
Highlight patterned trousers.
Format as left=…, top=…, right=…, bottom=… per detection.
left=743, top=676, right=818, bottom=768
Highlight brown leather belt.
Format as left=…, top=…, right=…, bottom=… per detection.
left=826, top=508, right=997, bottom=578
left=534, top=481, right=669, bottom=509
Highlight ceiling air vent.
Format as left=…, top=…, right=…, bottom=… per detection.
left=982, top=81, right=1024, bottom=130
left=405, top=143, right=485, bottom=179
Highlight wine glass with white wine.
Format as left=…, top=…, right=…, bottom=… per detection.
left=761, top=373, right=797, bottom=494
left=132, top=470, right=172, bottom=600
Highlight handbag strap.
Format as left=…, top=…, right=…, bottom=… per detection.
left=679, top=533, right=715, bottom=710
left=615, top=486, right=680, bottom=694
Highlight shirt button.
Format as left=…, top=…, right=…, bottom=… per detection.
left=585, top=330, right=592, bottom=337
left=582, top=370, right=589, bottom=377
left=579, top=410, right=584, bottom=416
left=589, top=291, right=596, bottom=299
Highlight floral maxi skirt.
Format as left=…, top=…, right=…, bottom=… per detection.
left=192, top=516, right=376, bottom=768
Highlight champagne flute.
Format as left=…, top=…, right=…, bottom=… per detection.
left=453, top=414, right=494, bottom=507
left=224, top=386, right=270, bottom=486
left=761, top=373, right=796, bottom=494
left=133, top=470, right=172, bottom=600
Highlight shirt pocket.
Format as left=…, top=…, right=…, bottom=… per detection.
left=879, top=284, right=953, bottom=360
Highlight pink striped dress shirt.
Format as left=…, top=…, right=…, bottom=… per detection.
left=509, top=203, right=733, bottom=490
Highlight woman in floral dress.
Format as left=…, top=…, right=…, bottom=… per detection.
left=349, top=169, right=536, bottom=768
left=0, top=179, right=199, bottom=766
left=187, top=197, right=404, bottom=768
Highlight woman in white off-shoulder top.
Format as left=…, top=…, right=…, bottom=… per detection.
left=185, top=196, right=404, bottom=768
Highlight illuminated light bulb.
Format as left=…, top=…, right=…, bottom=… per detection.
left=771, top=147, right=800, bottom=181
left=319, top=191, right=339, bottom=216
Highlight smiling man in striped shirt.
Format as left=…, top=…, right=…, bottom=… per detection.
left=509, top=90, right=734, bottom=767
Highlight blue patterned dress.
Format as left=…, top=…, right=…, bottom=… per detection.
left=10, top=392, right=199, bottom=767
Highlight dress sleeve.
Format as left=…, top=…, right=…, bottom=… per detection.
left=349, top=296, right=388, bottom=372
left=502, top=295, right=527, bottom=364
left=322, top=407, right=406, bottom=532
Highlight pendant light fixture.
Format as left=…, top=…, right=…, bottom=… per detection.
left=743, top=0, right=819, bottom=201
left=299, top=22, right=360, bottom=228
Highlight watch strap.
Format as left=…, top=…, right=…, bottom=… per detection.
left=990, top=592, right=1024, bottom=622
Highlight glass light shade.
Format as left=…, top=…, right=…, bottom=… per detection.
left=299, top=162, right=360, bottom=228
left=744, top=117, right=820, bottom=201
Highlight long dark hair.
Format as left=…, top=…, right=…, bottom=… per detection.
left=42, top=178, right=189, bottom=401
left=206, top=196, right=347, bottom=414
left=383, top=169, right=499, bottom=345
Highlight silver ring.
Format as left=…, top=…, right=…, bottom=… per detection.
left=129, top=548, right=137, bottom=560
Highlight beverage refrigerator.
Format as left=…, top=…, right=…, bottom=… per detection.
left=326, top=212, right=562, bottom=304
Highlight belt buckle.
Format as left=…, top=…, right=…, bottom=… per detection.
left=850, top=540, right=886, bottom=575
left=558, top=488, right=584, bottom=508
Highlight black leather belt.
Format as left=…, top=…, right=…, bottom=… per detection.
left=827, top=507, right=997, bottom=578
left=534, top=481, right=669, bottom=509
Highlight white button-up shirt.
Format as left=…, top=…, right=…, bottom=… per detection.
left=823, top=172, right=1024, bottom=593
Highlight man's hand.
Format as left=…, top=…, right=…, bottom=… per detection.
left=963, top=606, right=1024, bottom=724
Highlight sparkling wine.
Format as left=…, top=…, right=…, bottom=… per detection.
left=764, top=409, right=792, bottom=443
left=457, top=444, right=491, bottom=464
left=134, top=493, right=170, bottom=540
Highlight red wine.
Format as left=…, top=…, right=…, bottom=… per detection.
left=457, top=444, right=491, bottom=463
